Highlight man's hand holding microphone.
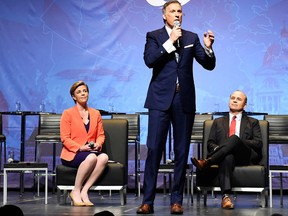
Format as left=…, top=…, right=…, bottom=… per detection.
left=170, top=19, right=182, bottom=47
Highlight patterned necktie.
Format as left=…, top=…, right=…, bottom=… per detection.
left=175, top=51, right=179, bottom=63
left=229, top=116, right=237, bottom=137
left=175, top=51, right=179, bottom=86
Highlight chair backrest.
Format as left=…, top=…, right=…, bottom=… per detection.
left=264, top=115, right=288, bottom=144
left=190, top=114, right=213, bottom=143
left=111, top=114, right=140, bottom=143
left=37, top=114, right=62, bottom=135
left=202, top=119, right=269, bottom=168
left=102, top=119, right=128, bottom=167
left=0, top=113, right=3, bottom=135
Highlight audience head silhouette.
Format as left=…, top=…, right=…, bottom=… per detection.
left=93, top=210, right=115, bottom=216
left=0, top=204, right=24, bottom=216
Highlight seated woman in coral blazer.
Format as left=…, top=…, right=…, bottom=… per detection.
left=60, top=80, right=108, bottom=207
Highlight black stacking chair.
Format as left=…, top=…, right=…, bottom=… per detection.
left=264, top=114, right=288, bottom=206
left=34, top=113, right=62, bottom=191
left=195, top=119, right=269, bottom=207
left=0, top=113, right=7, bottom=173
left=190, top=114, right=213, bottom=158
left=56, top=119, right=128, bottom=205
left=111, top=114, right=140, bottom=196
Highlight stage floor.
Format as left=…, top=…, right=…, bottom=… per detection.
left=0, top=190, right=287, bottom=216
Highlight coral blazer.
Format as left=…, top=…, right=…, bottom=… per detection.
left=60, top=106, right=105, bottom=161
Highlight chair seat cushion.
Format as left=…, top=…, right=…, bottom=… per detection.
left=56, top=163, right=126, bottom=186
left=196, top=165, right=267, bottom=188
left=269, top=135, right=288, bottom=143
left=35, top=134, right=61, bottom=141
left=0, top=135, right=6, bottom=141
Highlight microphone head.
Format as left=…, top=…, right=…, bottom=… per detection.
left=89, top=141, right=95, bottom=148
left=174, top=20, right=180, bottom=27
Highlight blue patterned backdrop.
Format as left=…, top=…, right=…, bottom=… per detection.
left=1, top=0, right=288, bottom=189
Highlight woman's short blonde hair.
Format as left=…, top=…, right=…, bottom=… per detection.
left=69, top=81, right=89, bottom=102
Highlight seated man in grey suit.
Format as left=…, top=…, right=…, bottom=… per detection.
left=191, top=90, right=263, bottom=209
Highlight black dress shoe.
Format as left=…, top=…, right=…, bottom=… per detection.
left=136, top=204, right=154, bottom=214
left=171, top=203, right=183, bottom=214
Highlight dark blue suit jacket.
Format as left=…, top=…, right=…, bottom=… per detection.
left=144, top=26, right=216, bottom=113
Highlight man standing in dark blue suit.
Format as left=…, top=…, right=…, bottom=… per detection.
left=137, top=0, right=216, bottom=214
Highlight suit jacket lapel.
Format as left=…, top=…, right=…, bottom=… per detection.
left=178, top=30, right=189, bottom=63
left=178, top=33, right=184, bottom=63
left=222, top=115, right=230, bottom=137
left=159, top=27, right=169, bottom=44
left=240, top=114, right=248, bottom=139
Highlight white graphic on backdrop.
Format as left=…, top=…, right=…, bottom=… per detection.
left=146, top=0, right=190, bottom=7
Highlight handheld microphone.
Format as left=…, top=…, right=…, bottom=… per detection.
left=88, top=141, right=94, bottom=149
left=174, top=20, right=181, bottom=48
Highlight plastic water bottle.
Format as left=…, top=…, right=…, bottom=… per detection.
left=167, top=150, right=175, bottom=164
left=39, top=102, right=45, bottom=112
left=15, top=101, right=21, bottom=112
left=7, top=150, right=14, bottom=163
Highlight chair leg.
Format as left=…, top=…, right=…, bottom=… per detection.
left=265, top=189, right=268, bottom=207
left=0, top=142, right=2, bottom=172
left=57, top=188, right=70, bottom=205
left=32, top=172, right=38, bottom=196
left=137, top=140, right=141, bottom=197
left=0, top=141, right=6, bottom=172
left=63, top=190, right=69, bottom=205
left=163, top=174, right=167, bottom=195
left=133, top=139, right=142, bottom=197
left=190, top=170, right=194, bottom=205
left=186, top=171, right=189, bottom=205
left=4, top=141, right=6, bottom=165
left=134, top=141, right=138, bottom=196
left=203, top=190, right=208, bottom=206
left=137, top=172, right=141, bottom=197
left=34, top=141, right=38, bottom=162
left=37, top=172, right=40, bottom=196
left=52, top=142, right=56, bottom=194
left=57, top=188, right=61, bottom=204
left=280, top=173, right=283, bottom=207
left=185, top=168, right=193, bottom=206
left=196, top=189, right=201, bottom=205
left=120, top=187, right=127, bottom=205
left=260, top=189, right=268, bottom=207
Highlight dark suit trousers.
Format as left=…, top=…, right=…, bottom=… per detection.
left=209, top=135, right=251, bottom=193
left=142, top=92, right=194, bottom=205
